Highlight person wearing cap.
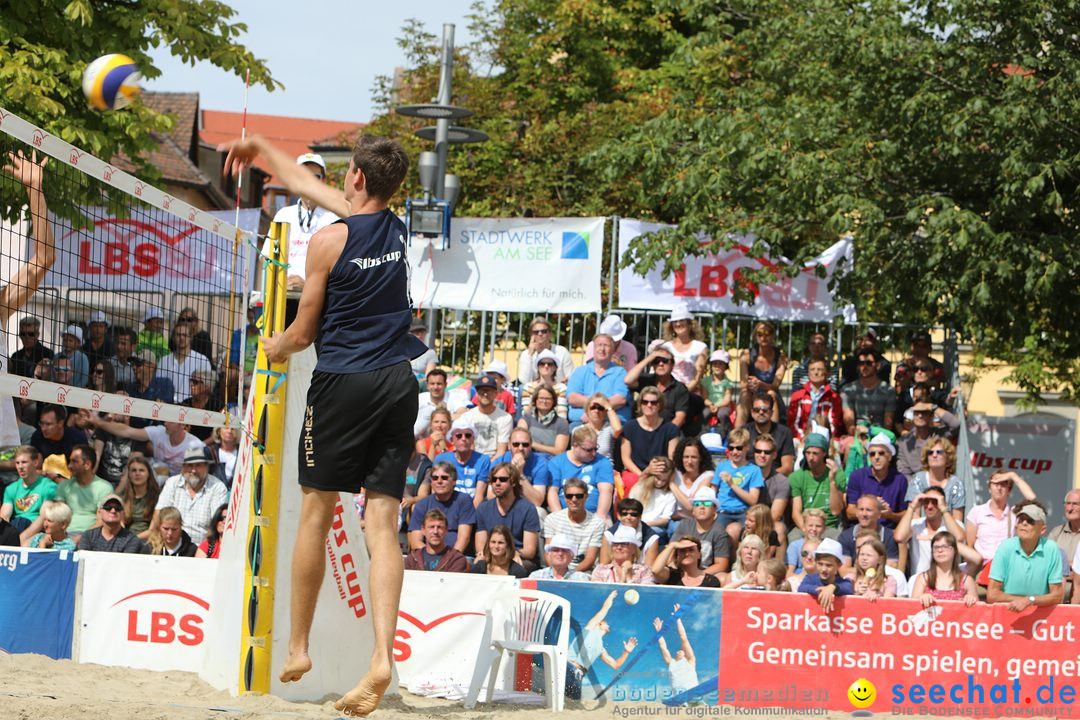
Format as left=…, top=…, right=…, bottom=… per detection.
left=408, top=318, right=438, bottom=380
left=158, top=321, right=213, bottom=402
left=590, top=523, right=654, bottom=584
left=1, top=445, right=54, bottom=533
left=269, top=152, right=340, bottom=292
left=89, top=414, right=200, bottom=477
left=76, top=493, right=148, bottom=554
left=476, top=360, right=516, bottom=415
left=57, top=324, right=90, bottom=388
left=152, top=445, right=229, bottom=543
left=10, top=316, right=53, bottom=379
left=988, top=500, right=1064, bottom=610
left=670, top=486, right=732, bottom=575
left=625, top=344, right=691, bottom=429
left=543, top=477, right=606, bottom=572
left=583, top=314, right=637, bottom=370
left=840, top=348, right=895, bottom=458
left=110, top=328, right=138, bottom=389
left=433, top=417, right=492, bottom=505
left=122, top=349, right=176, bottom=427
left=46, top=444, right=112, bottom=537
left=406, top=460, right=476, bottom=553
left=839, top=332, right=891, bottom=388
left=457, top=376, right=512, bottom=461
left=790, top=332, right=840, bottom=391
left=845, top=433, right=908, bottom=528
left=82, top=310, right=114, bottom=368
left=520, top=349, right=568, bottom=418
left=474, top=462, right=540, bottom=572
left=529, top=532, right=591, bottom=580
left=137, top=307, right=169, bottom=359
left=965, top=470, right=1037, bottom=577
left=663, top=304, right=708, bottom=393
left=566, top=333, right=631, bottom=424
left=788, top=432, right=846, bottom=535
left=787, top=357, right=845, bottom=444
left=896, top=400, right=960, bottom=477
left=797, top=537, right=854, bottom=610
left=545, top=425, right=615, bottom=520
left=700, top=349, right=735, bottom=434
left=603, top=496, right=662, bottom=566
left=404, top=508, right=469, bottom=573
left=517, top=316, right=574, bottom=384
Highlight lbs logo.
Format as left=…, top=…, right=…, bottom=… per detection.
left=112, top=588, right=208, bottom=646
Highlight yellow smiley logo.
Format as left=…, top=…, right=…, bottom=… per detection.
left=848, top=678, right=876, bottom=709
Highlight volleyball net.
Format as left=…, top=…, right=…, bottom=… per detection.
left=0, top=108, right=258, bottom=430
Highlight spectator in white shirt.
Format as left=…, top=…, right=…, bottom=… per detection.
left=157, top=322, right=212, bottom=400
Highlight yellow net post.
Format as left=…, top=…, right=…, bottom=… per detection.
left=239, top=220, right=289, bottom=694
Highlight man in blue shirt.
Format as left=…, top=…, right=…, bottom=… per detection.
left=434, top=418, right=491, bottom=506
left=845, top=433, right=908, bottom=528
left=798, top=538, right=853, bottom=611
left=565, top=334, right=630, bottom=424
left=475, top=462, right=541, bottom=571
left=495, top=428, right=550, bottom=508
left=407, top=460, right=476, bottom=554
left=545, top=426, right=614, bottom=520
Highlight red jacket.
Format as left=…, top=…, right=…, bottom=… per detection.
left=405, top=546, right=469, bottom=573
left=787, top=382, right=845, bottom=441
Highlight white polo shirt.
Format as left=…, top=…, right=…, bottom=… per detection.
left=269, top=201, right=340, bottom=279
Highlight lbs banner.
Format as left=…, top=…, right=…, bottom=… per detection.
left=407, top=217, right=606, bottom=313
left=618, top=219, right=855, bottom=322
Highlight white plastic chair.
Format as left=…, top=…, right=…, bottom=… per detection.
left=464, top=587, right=571, bottom=712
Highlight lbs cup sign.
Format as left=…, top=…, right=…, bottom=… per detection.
left=407, top=217, right=605, bottom=313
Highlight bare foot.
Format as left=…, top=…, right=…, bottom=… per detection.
left=334, top=666, right=392, bottom=717
left=279, top=651, right=312, bottom=683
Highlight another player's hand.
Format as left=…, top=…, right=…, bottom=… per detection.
left=4, top=150, right=48, bottom=191
left=260, top=332, right=287, bottom=364
left=287, top=275, right=305, bottom=291
left=623, top=638, right=638, bottom=653
left=219, top=136, right=263, bottom=178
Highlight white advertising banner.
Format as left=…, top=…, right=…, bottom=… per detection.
left=75, top=552, right=217, bottom=673
left=617, top=218, right=855, bottom=322
left=966, top=413, right=1077, bottom=524
left=408, top=216, right=605, bottom=313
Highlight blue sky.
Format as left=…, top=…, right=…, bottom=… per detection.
left=146, top=1, right=478, bottom=123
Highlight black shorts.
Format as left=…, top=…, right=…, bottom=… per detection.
left=298, top=361, right=418, bottom=498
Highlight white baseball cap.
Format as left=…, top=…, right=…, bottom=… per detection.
left=483, top=359, right=509, bottom=381
left=814, top=538, right=844, bottom=562
left=598, top=314, right=627, bottom=343
left=62, top=324, right=83, bottom=343
left=544, top=533, right=577, bottom=553
left=692, top=486, right=718, bottom=503
left=868, top=433, right=896, bottom=457
left=142, top=307, right=164, bottom=323
left=700, top=432, right=726, bottom=454
left=89, top=310, right=108, bottom=326
left=709, top=349, right=730, bottom=365
left=669, top=303, right=693, bottom=323
left=296, top=153, right=326, bottom=170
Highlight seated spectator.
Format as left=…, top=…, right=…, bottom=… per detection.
left=407, top=461, right=476, bottom=553
left=517, top=385, right=569, bottom=457
left=739, top=503, right=781, bottom=559
left=149, top=506, right=197, bottom=556
left=625, top=345, right=691, bottom=430
left=894, top=488, right=973, bottom=576
left=566, top=333, right=630, bottom=424
left=413, top=368, right=468, bottom=439
left=400, top=449, right=433, bottom=529
left=650, top=536, right=722, bottom=587
left=736, top=321, right=787, bottom=427
left=417, top=407, right=452, bottom=461
left=433, top=418, right=491, bottom=505
left=67, top=407, right=95, bottom=444
left=28, top=444, right=112, bottom=540
left=545, top=425, right=615, bottom=520
left=988, top=501, right=1064, bottom=611
left=620, top=386, right=680, bottom=491
left=174, top=308, right=214, bottom=369
left=845, top=537, right=896, bottom=601
left=196, top=504, right=227, bottom=558
left=751, top=433, right=789, bottom=541
left=966, top=470, right=1037, bottom=577
left=495, top=428, right=550, bottom=508
left=662, top=305, right=708, bottom=393
left=584, top=314, right=637, bottom=369
left=408, top=318, right=438, bottom=380
left=1051, top=489, right=1080, bottom=592
left=158, top=322, right=213, bottom=400
left=790, top=332, right=840, bottom=391
left=92, top=407, right=144, bottom=487
left=743, top=392, right=795, bottom=477
left=787, top=508, right=827, bottom=575
left=59, top=324, right=90, bottom=387
left=838, top=495, right=900, bottom=568
left=758, top=558, right=792, bottom=592
left=845, top=433, right=908, bottom=528
left=405, top=509, right=469, bottom=572
left=672, top=436, right=715, bottom=520
left=591, top=524, right=654, bottom=584
left=1, top=445, right=55, bottom=532
left=10, top=316, right=53, bottom=378
left=212, top=426, right=240, bottom=486
left=529, top=533, right=591, bottom=581
left=628, top=459, right=678, bottom=542
left=852, top=527, right=911, bottom=597
left=88, top=359, right=117, bottom=395
left=905, top=437, right=965, bottom=521
left=470, top=524, right=528, bottom=578
left=110, top=328, right=138, bottom=389
left=30, top=405, right=86, bottom=462
left=910, top=532, right=979, bottom=607
left=124, top=350, right=176, bottom=426
left=153, top=446, right=229, bottom=543
left=78, top=493, right=149, bottom=553
left=700, top=350, right=734, bottom=436
left=82, top=311, right=114, bottom=368
left=711, top=428, right=764, bottom=539
left=787, top=358, right=844, bottom=444
left=51, top=355, right=78, bottom=392
left=719, top=534, right=767, bottom=588
left=840, top=350, right=895, bottom=453
left=90, top=416, right=201, bottom=477
left=521, top=350, right=568, bottom=418
left=25, top=500, right=75, bottom=550
left=137, top=307, right=168, bottom=359
left=798, top=537, right=853, bottom=610
left=117, top=456, right=158, bottom=540
left=542, top=478, right=605, bottom=572
left=895, top=329, right=946, bottom=388
left=790, top=433, right=846, bottom=535
left=455, top=377, right=509, bottom=462
left=897, top=401, right=960, bottom=477
left=787, top=539, right=821, bottom=590
left=581, top=393, right=622, bottom=461
left=602, top=498, right=661, bottom=567
left=670, top=487, right=732, bottom=575
left=839, top=332, right=892, bottom=387
left=474, top=463, right=540, bottom=572
left=518, top=316, right=574, bottom=384
left=180, top=369, right=218, bottom=442
left=479, top=360, right=516, bottom=415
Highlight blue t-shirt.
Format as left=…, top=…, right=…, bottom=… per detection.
left=565, top=362, right=631, bottom=423
left=434, top=451, right=491, bottom=498
left=407, top=491, right=477, bottom=549
left=798, top=573, right=854, bottom=597
left=711, top=460, right=765, bottom=513
left=494, top=451, right=551, bottom=488
left=315, top=211, right=427, bottom=374
left=546, top=452, right=615, bottom=514
left=475, top=497, right=541, bottom=550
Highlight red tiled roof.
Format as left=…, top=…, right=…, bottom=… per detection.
left=200, top=111, right=365, bottom=185
left=141, top=91, right=200, bottom=155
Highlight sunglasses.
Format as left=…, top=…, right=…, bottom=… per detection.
left=752, top=406, right=770, bottom=413
left=532, top=328, right=550, bottom=335
left=754, top=448, right=773, bottom=455
left=652, top=357, right=672, bottom=365
left=801, top=550, right=814, bottom=558
left=927, top=448, right=946, bottom=456
left=728, top=445, right=745, bottom=452
left=868, top=450, right=888, bottom=458
left=931, top=545, right=953, bottom=551
left=452, top=432, right=473, bottom=440
left=923, top=498, right=939, bottom=505
left=102, top=503, right=123, bottom=513
left=858, top=360, right=876, bottom=366
left=640, top=398, right=660, bottom=406
left=692, top=500, right=715, bottom=508
left=431, top=474, right=452, bottom=481
left=589, top=405, right=606, bottom=411
left=914, top=409, right=934, bottom=415
left=538, top=361, right=556, bottom=367
left=179, top=316, right=196, bottom=322
left=564, top=492, right=585, bottom=500
left=511, top=441, right=531, bottom=448
left=915, top=366, right=932, bottom=372
left=619, top=510, right=641, bottom=517
left=19, top=331, right=37, bottom=338
left=490, top=476, right=511, bottom=484
left=190, top=379, right=205, bottom=385
left=578, top=445, right=598, bottom=453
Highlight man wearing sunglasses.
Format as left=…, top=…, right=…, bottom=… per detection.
left=494, top=428, right=551, bottom=508
left=624, top=345, right=690, bottom=429
left=840, top=350, right=896, bottom=450
left=433, top=418, right=491, bottom=508
left=269, top=153, right=340, bottom=292
left=669, top=487, right=731, bottom=575
left=10, top=317, right=53, bottom=379
left=987, top=501, right=1064, bottom=611
left=542, top=477, right=605, bottom=572
left=545, top=425, right=614, bottom=520
left=76, top=493, right=148, bottom=554
left=743, top=392, right=795, bottom=477
left=474, top=462, right=540, bottom=572
left=407, top=461, right=476, bottom=554
left=845, top=433, right=908, bottom=528
left=896, top=401, right=959, bottom=477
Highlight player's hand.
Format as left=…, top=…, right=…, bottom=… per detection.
left=4, top=150, right=48, bottom=191
left=653, top=617, right=662, bottom=632
left=219, top=136, right=263, bottom=178
left=623, top=638, right=638, bottom=653
left=260, top=332, right=288, bottom=364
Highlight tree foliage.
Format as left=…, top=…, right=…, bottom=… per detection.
left=373, top=0, right=1080, bottom=402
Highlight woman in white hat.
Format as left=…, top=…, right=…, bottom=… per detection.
left=520, top=349, right=568, bottom=417
left=517, top=316, right=574, bottom=384
left=661, top=305, right=707, bottom=392
left=584, top=314, right=638, bottom=369
left=590, top=524, right=654, bottom=584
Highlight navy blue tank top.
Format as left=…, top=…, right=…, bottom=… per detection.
left=315, top=210, right=427, bottom=374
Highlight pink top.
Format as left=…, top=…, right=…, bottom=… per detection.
left=966, top=501, right=1015, bottom=560
left=929, top=588, right=966, bottom=601
left=590, top=563, right=654, bottom=584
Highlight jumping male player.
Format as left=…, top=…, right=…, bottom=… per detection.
left=223, top=134, right=423, bottom=717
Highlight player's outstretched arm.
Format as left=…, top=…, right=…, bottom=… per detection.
left=1, top=152, right=55, bottom=322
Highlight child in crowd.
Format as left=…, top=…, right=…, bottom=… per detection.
left=798, top=538, right=853, bottom=611
left=700, top=349, right=734, bottom=436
